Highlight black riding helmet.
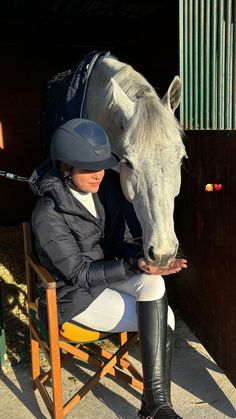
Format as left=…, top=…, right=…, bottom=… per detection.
left=51, top=118, right=118, bottom=170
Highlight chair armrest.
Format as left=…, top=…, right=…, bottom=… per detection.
left=26, top=254, right=57, bottom=289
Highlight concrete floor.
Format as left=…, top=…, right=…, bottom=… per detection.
left=0, top=317, right=235, bottom=419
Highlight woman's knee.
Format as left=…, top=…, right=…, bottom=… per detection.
left=72, top=288, right=137, bottom=333
left=136, top=273, right=166, bottom=301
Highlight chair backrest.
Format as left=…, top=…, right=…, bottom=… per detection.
left=23, top=221, right=57, bottom=303
left=23, top=221, right=37, bottom=303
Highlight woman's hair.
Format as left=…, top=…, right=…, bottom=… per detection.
left=56, top=161, right=71, bottom=172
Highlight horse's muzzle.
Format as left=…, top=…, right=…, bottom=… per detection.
left=147, top=244, right=178, bottom=268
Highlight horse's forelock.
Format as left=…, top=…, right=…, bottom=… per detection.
left=102, top=57, right=183, bottom=150
left=127, top=96, right=183, bottom=151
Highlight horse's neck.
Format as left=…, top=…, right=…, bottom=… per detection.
left=86, top=58, right=114, bottom=120
left=99, top=57, right=127, bottom=77
left=85, top=58, right=126, bottom=155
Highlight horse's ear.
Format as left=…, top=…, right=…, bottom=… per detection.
left=110, top=78, right=135, bottom=120
left=162, top=76, right=182, bottom=113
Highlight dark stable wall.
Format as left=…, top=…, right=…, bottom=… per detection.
left=0, top=45, right=91, bottom=225
left=174, top=131, right=236, bottom=387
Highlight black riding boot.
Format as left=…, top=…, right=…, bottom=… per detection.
left=137, top=294, right=182, bottom=419
left=165, top=325, right=174, bottom=406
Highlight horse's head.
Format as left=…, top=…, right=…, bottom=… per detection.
left=110, top=75, right=187, bottom=268
left=85, top=57, right=187, bottom=268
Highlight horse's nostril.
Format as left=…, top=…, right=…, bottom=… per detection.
left=148, top=246, right=155, bottom=260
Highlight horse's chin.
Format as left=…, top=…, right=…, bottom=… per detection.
left=144, top=255, right=175, bottom=269
left=143, top=257, right=168, bottom=269
left=153, top=263, right=169, bottom=269
left=157, top=264, right=169, bottom=269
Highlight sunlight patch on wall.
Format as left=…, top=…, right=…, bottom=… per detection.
left=0, top=122, right=4, bottom=149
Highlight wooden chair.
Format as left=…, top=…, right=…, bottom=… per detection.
left=23, top=222, right=143, bottom=418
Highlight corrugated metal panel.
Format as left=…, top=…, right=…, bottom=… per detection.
left=179, top=0, right=235, bottom=129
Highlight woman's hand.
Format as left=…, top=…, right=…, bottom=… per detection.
left=138, top=257, right=188, bottom=275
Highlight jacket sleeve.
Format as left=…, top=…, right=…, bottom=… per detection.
left=32, top=210, right=132, bottom=289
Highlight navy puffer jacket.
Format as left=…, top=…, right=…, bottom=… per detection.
left=30, top=165, right=141, bottom=327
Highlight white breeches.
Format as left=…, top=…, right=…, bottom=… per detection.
left=72, top=273, right=175, bottom=333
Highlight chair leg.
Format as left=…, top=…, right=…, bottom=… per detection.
left=47, top=289, right=64, bottom=418
left=31, top=332, right=40, bottom=386
left=50, top=345, right=64, bottom=419
left=120, top=332, right=129, bottom=361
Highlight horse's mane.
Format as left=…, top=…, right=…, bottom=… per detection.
left=103, top=57, right=183, bottom=149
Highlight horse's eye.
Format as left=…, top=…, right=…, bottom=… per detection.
left=119, top=121, right=124, bottom=131
left=125, top=159, right=134, bottom=169
left=120, top=158, right=134, bottom=170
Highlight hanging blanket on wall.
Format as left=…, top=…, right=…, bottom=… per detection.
left=39, top=50, right=111, bottom=157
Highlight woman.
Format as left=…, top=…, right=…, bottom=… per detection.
left=31, top=118, right=187, bottom=419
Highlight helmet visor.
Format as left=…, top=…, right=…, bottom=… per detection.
left=69, top=153, right=119, bottom=170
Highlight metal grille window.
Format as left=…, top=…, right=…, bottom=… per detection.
left=179, top=0, right=235, bottom=129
